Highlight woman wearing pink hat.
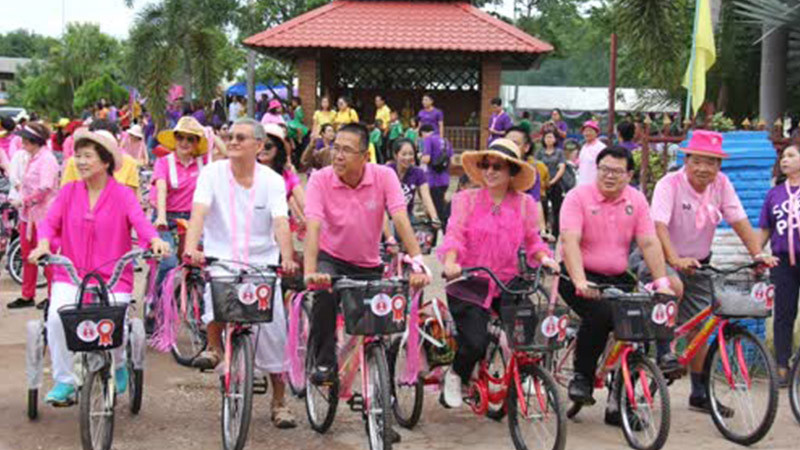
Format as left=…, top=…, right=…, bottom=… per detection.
left=260, top=99, right=286, bottom=126
left=576, top=120, right=606, bottom=186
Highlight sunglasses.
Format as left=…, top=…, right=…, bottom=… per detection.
left=477, top=160, right=507, bottom=172
left=175, top=133, right=199, bottom=144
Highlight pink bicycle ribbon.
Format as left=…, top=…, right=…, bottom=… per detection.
left=148, top=266, right=181, bottom=352
left=286, top=292, right=306, bottom=388
left=786, top=182, right=800, bottom=266
left=401, top=290, right=424, bottom=385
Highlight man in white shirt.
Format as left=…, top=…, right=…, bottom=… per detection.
left=577, top=120, right=606, bottom=185
left=184, top=117, right=299, bottom=428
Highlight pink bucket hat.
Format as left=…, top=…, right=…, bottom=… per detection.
left=681, top=130, right=728, bottom=159
left=581, top=120, right=600, bottom=133
left=268, top=99, right=282, bottom=111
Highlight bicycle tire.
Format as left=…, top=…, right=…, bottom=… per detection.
left=27, top=388, right=38, bottom=421
left=288, top=299, right=310, bottom=398
left=388, top=337, right=423, bottom=429
left=7, top=238, right=47, bottom=288
left=304, top=341, right=339, bottom=433
left=704, top=326, right=778, bottom=446
left=221, top=334, right=254, bottom=450
left=170, top=279, right=207, bottom=367
left=791, top=351, right=800, bottom=425
left=507, top=363, right=566, bottom=450
left=486, top=334, right=508, bottom=422
left=617, top=353, right=670, bottom=450
left=365, top=342, right=394, bottom=450
left=80, top=368, right=115, bottom=450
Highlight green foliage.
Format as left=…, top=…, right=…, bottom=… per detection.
left=709, top=111, right=736, bottom=131
left=0, top=29, right=59, bottom=58
left=73, top=73, right=128, bottom=112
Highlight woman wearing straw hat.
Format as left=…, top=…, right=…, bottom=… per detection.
left=28, top=128, right=169, bottom=405
left=150, top=117, right=208, bottom=296
left=121, top=124, right=148, bottom=166
left=437, top=138, right=559, bottom=408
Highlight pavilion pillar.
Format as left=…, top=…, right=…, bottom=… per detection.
left=297, top=55, right=318, bottom=128
left=479, top=57, right=502, bottom=149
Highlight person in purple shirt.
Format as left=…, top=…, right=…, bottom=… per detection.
left=418, top=93, right=444, bottom=137
left=387, top=138, right=441, bottom=225
left=488, top=97, right=513, bottom=145
left=192, top=102, right=207, bottom=126
left=420, top=124, right=452, bottom=229
left=758, top=144, right=800, bottom=385
left=617, top=121, right=639, bottom=153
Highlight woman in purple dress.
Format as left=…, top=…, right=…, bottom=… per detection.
left=418, top=93, right=444, bottom=137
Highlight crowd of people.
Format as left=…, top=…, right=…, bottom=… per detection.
left=1, top=89, right=798, bottom=437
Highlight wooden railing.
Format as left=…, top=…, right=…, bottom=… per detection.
left=445, top=126, right=479, bottom=154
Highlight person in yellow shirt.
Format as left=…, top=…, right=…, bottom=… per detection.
left=312, top=95, right=336, bottom=136
left=62, top=153, right=140, bottom=194
left=374, top=95, right=391, bottom=133
left=333, top=96, right=359, bottom=130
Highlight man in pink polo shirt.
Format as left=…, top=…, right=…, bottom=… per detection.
left=633, top=130, right=777, bottom=414
left=304, top=123, right=429, bottom=385
left=559, top=146, right=673, bottom=421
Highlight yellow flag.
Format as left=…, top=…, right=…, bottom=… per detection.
left=683, top=0, right=717, bottom=115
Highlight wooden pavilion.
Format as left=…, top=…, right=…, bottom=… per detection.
left=244, top=0, right=552, bottom=151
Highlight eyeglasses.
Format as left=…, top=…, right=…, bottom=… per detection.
left=230, top=133, right=256, bottom=143
left=175, top=132, right=199, bottom=144
left=263, top=142, right=275, bottom=150
left=597, top=165, right=628, bottom=177
left=477, top=160, right=507, bottom=172
left=333, top=146, right=362, bottom=156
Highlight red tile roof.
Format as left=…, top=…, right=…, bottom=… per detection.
left=244, top=1, right=553, bottom=54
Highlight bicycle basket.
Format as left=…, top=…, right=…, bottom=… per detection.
left=209, top=271, right=277, bottom=324
left=711, top=273, right=773, bottom=318
left=338, top=278, right=409, bottom=336
left=500, top=300, right=540, bottom=350
left=608, top=294, right=655, bottom=342
left=414, top=223, right=436, bottom=255
left=59, top=301, right=128, bottom=352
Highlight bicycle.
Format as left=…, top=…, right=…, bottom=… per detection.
left=665, top=263, right=779, bottom=445
left=791, top=335, right=800, bottom=426
left=296, top=274, right=410, bottom=450
left=201, top=257, right=280, bottom=450
left=442, top=264, right=567, bottom=450
left=552, top=282, right=674, bottom=450
left=30, top=249, right=152, bottom=450
left=2, top=198, right=47, bottom=288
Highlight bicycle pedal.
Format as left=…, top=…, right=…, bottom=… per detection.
left=347, top=393, right=364, bottom=412
left=253, top=378, right=269, bottom=395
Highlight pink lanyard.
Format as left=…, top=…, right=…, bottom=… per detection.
left=786, top=182, right=800, bottom=266
left=228, top=166, right=257, bottom=264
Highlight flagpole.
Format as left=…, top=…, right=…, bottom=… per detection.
left=684, top=0, right=703, bottom=122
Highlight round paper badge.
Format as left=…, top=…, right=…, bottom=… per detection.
left=76, top=320, right=98, bottom=343
left=238, top=283, right=258, bottom=305
left=370, top=293, right=392, bottom=317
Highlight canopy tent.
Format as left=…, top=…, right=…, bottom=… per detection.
left=224, top=82, right=292, bottom=100
left=502, top=86, right=680, bottom=115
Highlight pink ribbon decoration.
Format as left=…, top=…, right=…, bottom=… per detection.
left=96, top=319, right=115, bottom=347
left=400, top=290, right=424, bottom=385
left=286, top=292, right=306, bottom=389
left=147, top=266, right=181, bottom=352
left=686, top=172, right=723, bottom=230
left=786, top=183, right=800, bottom=266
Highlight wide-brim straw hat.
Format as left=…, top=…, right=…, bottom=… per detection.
left=157, top=116, right=208, bottom=156
left=681, top=129, right=729, bottom=159
left=73, top=128, right=124, bottom=172
left=461, top=138, right=538, bottom=192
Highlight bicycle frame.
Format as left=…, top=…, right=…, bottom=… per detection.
left=594, top=340, right=655, bottom=412
left=223, top=322, right=249, bottom=393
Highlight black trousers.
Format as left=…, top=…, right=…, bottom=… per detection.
left=448, top=294, right=499, bottom=384
left=546, top=184, right=565, bottom=238
left=430, top=184, right=449, bottom=230
left=771, top=254, right=800, bottom=368
left=309, top=251, right=383, bottom=368
left=559, top=266, right=635, bottom=379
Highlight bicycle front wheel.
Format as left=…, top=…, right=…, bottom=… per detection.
left=221, top=334, right=254, bottom=450
left=507, top=362, right=566, bottom=450
left=305, top=343, right=339, bottom=433
left=791, top=351, right=800, bottom=425
left=80, top=368, right=115, bottom=450
left=7, top=237, right=47, bottom=288
left=287, top=298, right=310, bottom=398
left=365, top=343, right=394, bottom=450
left=388, top=337, right=423, bottom=429
left=617, top=353, right=670, bottom=450
left=705, top=326, right=778, bottom=446
left=171, top=280, right=207, bottom=367
left=486, top=334, right=508, bottom=421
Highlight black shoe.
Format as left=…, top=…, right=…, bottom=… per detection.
left=310, top=366, right=336, bottom=386
left=658, top=353, right=681, bottom=375
left=605, top=408, right=645, bottom=431
left=568, top=374, right=595, bottom=405
left=388, top=428, right=401, bottom=444
left=689, top=395, right=734, bottom=418
left=7, top=297, right=34, bottom=309
left=778, top=368, right=790, bottom=389
left=35, top=299, right=48, bottom=310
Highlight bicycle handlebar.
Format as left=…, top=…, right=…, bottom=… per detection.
left=695, top=262, right=761, bottom=275
left=446, top=266, right=546, bottom=296
left=38, top=248, right=155, bottom=289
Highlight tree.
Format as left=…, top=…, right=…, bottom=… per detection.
left=0, top=29, right=58, bottom=58
left=73, top=73, right=129, bottom=112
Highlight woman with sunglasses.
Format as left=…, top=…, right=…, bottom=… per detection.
left=7, top=122, right=59, bottom=309
left=150, top=117, right=209, bottom=294
left=438, top=138, right=558, bottom=408
left=257, top=124, right=306, bottom=236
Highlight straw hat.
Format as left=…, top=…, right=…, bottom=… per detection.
left=157, top=116, right=209, bottom=156
left=73, top=128, right=124, bottom=172
left=461, top=138, right=538, bottom=192
left=55, top=118, right=70, bottom=128
left=681, top=130, right=728, bottom=159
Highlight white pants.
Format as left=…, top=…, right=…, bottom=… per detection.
left=202, top=283, right=287, bottom=374
left=48, top=282, right=130, bottom=385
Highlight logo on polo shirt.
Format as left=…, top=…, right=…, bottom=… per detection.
left=682, top=202, right=692, bottom=211
left=590, top=207, right=600, bottom=215
left=625, top=205, right=634, bottom=216
left=365, top=200, right=377, bottom=211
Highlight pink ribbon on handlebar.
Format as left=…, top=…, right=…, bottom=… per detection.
left=286, top=291, right=306, bottom=389
left=147, top=266, right=181, bottom=353
left=400, top=289, right=424, bottom=385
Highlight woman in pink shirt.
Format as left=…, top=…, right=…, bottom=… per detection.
left=438, top=138, right=557, bottom=408
left=258, top=124, right=306, bottom=235
left=7, top=123, right=60, bottom=309
left=120, top=124, right=148, bottom=166
left=27, top=129, right=168, bottom=405
left=260, top=99, right=286, bottom=126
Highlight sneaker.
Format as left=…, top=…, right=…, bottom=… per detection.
left=35, top=299, right=48, bottom=310
left=689, top=395, right=734, bottom=418
left=658, top=353, right=681, bottom=375
left=440, top=368, right=463, bottom=408
left=115, top=367, right=128, bottom=394
left=568, top=373, right=595, bottom=405
left=309, top=365, right=336, bottom=386
left=45, top=383, right=77, bottom=406
left=7, top=297, right=34, bottom=309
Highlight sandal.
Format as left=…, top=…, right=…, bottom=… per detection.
left=193, top=350, right=221, bottom=370
left=271, top=405, right=297, bottom=429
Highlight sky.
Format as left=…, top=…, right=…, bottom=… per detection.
left=3, top=0, right=519, bottom=40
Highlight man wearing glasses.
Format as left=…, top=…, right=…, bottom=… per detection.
left=558, top=146, right=673, bottom=425
left=304, top=123, right=430, bottom=387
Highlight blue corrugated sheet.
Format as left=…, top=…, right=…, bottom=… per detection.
left=677, top=131, right=777, bottom=229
